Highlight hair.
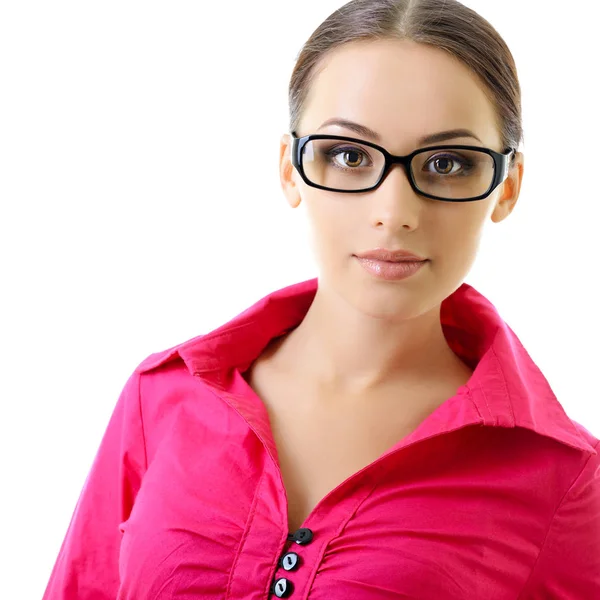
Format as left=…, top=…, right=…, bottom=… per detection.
left=288, top=0, right=523, bottom=166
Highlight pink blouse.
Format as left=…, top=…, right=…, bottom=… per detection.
left=43, top=277, right=600, bottom=599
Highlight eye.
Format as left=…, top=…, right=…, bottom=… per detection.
left=423, top=153, right=473, bottom=177
left=327, top=146, right=373, bottom=169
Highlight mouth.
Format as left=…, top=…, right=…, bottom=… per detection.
left=354, top=256, right=428, bottom=281
left=359, top=258, right=427, bottom=263
left=353, top=248, right=428, bottom=262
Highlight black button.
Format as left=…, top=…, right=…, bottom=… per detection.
left=271, top=577, right=294, bottom=598
left=279, top=551, right=300, bottom=571
left=289, top=527, right=313, bottom=545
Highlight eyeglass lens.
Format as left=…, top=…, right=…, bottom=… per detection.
left=301, top=138, right=495, bottom=199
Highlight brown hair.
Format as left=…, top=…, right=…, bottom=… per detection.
left=288, top=0, right=523, bottom=165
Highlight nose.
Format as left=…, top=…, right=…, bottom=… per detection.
left=380, top=160, right=413, bottom=189
left=369, top=162, right=422, bottom=226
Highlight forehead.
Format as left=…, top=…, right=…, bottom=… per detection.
left=300, top=39, right=500, bottom=150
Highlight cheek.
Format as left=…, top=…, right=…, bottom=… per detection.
left=426, top=207, right=487, bottom=265
left=438, top=223, right=488, bottom=282
left=304, top=193, right=356, bottom=251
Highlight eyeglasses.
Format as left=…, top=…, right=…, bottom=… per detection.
left=290, top=131, right=516, bottom=202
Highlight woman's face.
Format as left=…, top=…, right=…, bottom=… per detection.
left=280, top=39, right=524, bottom=319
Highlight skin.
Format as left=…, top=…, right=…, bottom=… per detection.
left=275, top=38, right=525, bottom=409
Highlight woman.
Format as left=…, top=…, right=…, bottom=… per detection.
left=43, top=0, right=599, bottom=598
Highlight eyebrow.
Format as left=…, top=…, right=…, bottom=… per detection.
left=316, top=118, right=483, bottom=146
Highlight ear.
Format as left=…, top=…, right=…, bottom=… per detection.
left=490, top=151, right=525, bottom=223
left=280, top=134, right=302, bottom=208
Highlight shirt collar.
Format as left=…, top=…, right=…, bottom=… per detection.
left=138, top=277, right=595, bottom=455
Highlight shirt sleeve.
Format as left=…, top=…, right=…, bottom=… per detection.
left=518, top=440, right=600, bottom=599
left=42, top=368, right=147, bottom=599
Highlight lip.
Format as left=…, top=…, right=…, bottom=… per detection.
left=355, top=256, right=428, bottom=281
left=354, top=248, right=427, bottom=262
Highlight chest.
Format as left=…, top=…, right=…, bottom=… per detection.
left=243, top=360, right=453, bottom=533
left=274, top=412, right=423, bottom=532
left=117, top=367, right=551, bottom=599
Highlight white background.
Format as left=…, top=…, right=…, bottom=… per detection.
left=1, top=1, right=598, bottom=597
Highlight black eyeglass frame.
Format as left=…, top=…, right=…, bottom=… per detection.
left=290, top=131, right=516, bottom=202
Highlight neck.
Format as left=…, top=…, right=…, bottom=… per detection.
left=273, top=282, right=466, bottom=397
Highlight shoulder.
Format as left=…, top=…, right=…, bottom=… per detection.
left=518, top=436, right=600, bottom=597
left=134, top=347, right=182, bottom=374
left=570, top=417, right=600, bottom=452
left=132, top=332, right=207, bottom=375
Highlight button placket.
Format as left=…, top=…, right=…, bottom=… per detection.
left=279, top=551, right=300, bottom=571
left=287, top=527, right=314, bottom=545
left=271, top=577, right=294, bottom=598
left=270, top=528, right=314, bottom=597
